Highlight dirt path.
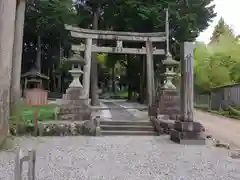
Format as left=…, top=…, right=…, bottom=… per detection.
left=195, top=110, right=240, bottom=148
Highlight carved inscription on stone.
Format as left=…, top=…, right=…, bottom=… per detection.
left=158, top=89, right=180, bottom=115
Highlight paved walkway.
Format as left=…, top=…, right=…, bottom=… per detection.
left=102, top=101, right=139, bottom=121
left=114, top=100, right=240, bottom=149
left=1, top=136, right=239, bottom=180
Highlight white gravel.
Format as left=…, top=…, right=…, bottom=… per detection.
left=0, top=136, right=240, bottom=180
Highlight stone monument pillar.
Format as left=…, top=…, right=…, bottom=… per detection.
left=58, top=54, right=91, bottom=121
left=170, top=42, right=205, bottom=145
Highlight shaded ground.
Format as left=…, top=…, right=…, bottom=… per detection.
left=1, top=136, right=239, bottom=180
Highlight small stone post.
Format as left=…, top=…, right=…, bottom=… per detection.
left=170, top=42, right=205, bottom=145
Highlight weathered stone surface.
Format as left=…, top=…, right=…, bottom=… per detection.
left=159, top=119, right=175, bottom=134
left=81, top=119, right=97, bottom=136
left=158, top=88, right=180, bottom=115
left=150, top=117, right=163, bottom=135
left=150, top=117, right=174, bottom=135
left=58, top=87, right=91, bottom=121
left=170, top=129, right=205, bottom=145
left=38, top=121, right=84, bottom=136
left=174, top=121, right=204, bottom=132
left=148, top=104, right=158, bottom=117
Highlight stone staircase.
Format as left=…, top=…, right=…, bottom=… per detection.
left=100, top=120, right=158, bottom=136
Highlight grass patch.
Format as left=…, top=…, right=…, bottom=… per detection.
left=117, top=91, right=128, bottom=98
left=10, top=104, right=57, bottom=135
left=195, top=104, right=240, bottom=120
left=20, top=104, right=56, bottom=124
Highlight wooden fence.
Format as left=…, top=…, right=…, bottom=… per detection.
left=24, top=88, right=48, bottom=106
left=195, top=83, right=240, bottom=110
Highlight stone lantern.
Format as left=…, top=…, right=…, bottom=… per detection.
left=57, top=52, right=91, bottom=121
left=67, top=53, right=85, bottom=89
left=162, top=53, right=179, bottom=89
left=157, top=8, right=180, bottom=118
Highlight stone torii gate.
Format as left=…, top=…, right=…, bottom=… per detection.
left=65, top=25, right=205, bottom=144
left=65, top=25, right=166, bottom=108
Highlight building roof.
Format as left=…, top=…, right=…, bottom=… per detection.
left=21, top=67, right=49, bottom=80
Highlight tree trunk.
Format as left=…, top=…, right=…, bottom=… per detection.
left=36, top=35, right=41, bottom=72
left=90, top=8, right=100, bottom=105
left=0, top=0, right=17, bottom=144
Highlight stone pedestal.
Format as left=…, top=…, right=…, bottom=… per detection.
left=58, top=87, right=91, bottom=121
left=158, top=88, right=180, bottom=116
left=170, top=121, right=205, bottom=145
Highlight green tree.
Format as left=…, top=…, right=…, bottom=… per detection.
left=195, top=28, right=240, bottom=91
left=210, top=17, right=236, bottom=44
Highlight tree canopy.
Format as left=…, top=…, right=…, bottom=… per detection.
left=195, top=18, right=240, bottom=92
left=210, top=17, right=236, bottom=44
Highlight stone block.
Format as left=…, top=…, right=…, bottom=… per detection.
left=38, top=122, right=83, bottom=136
left=174, top=121, right=204, bottom=132
left=170, top=129, right=205, bottom=145
left=158, top=89, right=180, bottom=115
left=148, top=105, right=157, bottom=117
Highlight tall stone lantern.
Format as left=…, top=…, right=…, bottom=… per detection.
left=57, top=52, right=91, bottom=121
left=157, top=8, right=180, bottom=119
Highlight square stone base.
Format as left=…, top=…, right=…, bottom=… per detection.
left=174, top=121, right=204, bottom=132
left=170, top=129, right=206, bottom=145
left=158, top=88, right=180, bottom=115
left=57, top=87, right=91, bottom=121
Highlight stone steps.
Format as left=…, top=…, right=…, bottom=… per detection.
left=101, top=130, right=157, bottom=136
left=99, top=120, right=157, bottom=136
left=100, top=120, right=152, bottom=126
left=101, top=125, right=155, bottom=131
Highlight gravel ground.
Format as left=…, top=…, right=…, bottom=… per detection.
left=1, top=136, right=240, bottom=180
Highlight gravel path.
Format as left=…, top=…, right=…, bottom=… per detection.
left=194, top=110, right=240, bottom=148
left=103, top=101, right=139, bottom=120
left=1, top=136, right=240, bottom=180
left=112, top=100, right=240, bottom=149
